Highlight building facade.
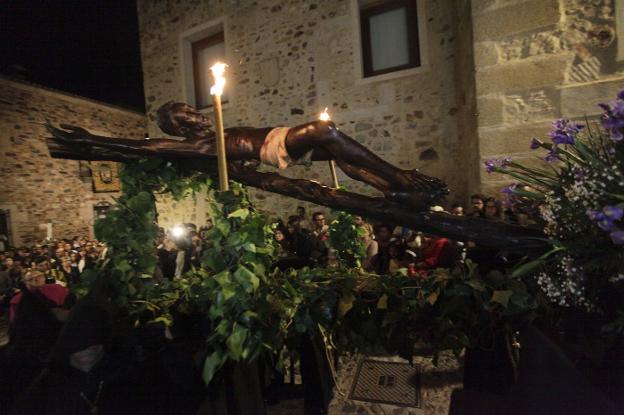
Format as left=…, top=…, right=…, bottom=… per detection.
left=136, top=0, right=624, bottom=220
left=0, top=78, right=146, bottom=246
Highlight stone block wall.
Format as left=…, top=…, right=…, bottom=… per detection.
left=137, top=0, right=470, bottom=222
left=0, top=78, right=146, bottom=246
left=472, top=0, right=624, bottom=195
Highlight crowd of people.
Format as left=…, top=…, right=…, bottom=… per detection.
left=270, top=196, right=539, bottom=277
left=0, top=194, right=541, bottom=414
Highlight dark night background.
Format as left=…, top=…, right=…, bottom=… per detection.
left=1, top=1, right=145, bottom=111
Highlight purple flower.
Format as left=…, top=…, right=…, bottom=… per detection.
left=549, top=119, right=583, bottom=145
left=501, top=183, right=519, bottom=195
left=484, top=157, right=512, bottom=173
left=501, top=184, right=521, bottom=208
left=587, top=210, right=601, bottom=222
left=530, top=137, right=543, bottom=150
left=603, top=205, right=624, bottom=221
left=599, top=95, right=624, bottom=142
left=598, top=217, right=616, bottom=231
left=610, top=230, right=624, bottom=245
left=594, top=211, right=615, bottom=231
left=484, top=159, right=497, bottom=173
left=544, top=148, right=558, bottom=162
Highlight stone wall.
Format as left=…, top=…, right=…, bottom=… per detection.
left=472, top=0, right=624, bottom=195
left=137, top=0, right=468, bottom=222
left=0, top=78, right=146, bottom=246
left=452, top=0, right=481, bottom=201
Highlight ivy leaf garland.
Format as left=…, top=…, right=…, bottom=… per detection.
left=79, top=158, right=539, bottom=386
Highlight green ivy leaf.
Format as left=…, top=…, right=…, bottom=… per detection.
left=338, top=293, right=356, bottom=318
left=216, top=220, right=231, bottom=237
left=136, top=255, right=157, bottom=273
left=222, top=285, right=236, bottom=301
left=214, top=270, right=231, bottom=286
left=227, top=324, right=249, bottom=361
left=228, top=208, right=250, bottom=220
left=427, top=290, right=439, bottom=305
left=242, top=242, right=256, bottom=253
left=234, top=265, right=260, bottom=293
left=202, top=350, right=226, bottom=385
left=377, top=294, right=388, bottom=310
left=491, top=290, right=513, bottom=307
left=115, top=260, right=132, bottom=273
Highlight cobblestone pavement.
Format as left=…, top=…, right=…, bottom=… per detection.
left=269, top=352, right=462, bottom=415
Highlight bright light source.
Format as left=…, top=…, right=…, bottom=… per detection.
left=319, top=107, right=330, bottom=121
left=210, top=62, right=227, bottom=96
left=171, top=226, right=185, bottom=238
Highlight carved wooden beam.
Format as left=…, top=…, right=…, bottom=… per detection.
left=46, top=127, right=548, bottom=251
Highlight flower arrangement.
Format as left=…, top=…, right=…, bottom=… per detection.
left=484, top=90, right=624, bottom=335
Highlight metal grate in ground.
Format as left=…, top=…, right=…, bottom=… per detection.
left=349, top=359, right=421, bottom=408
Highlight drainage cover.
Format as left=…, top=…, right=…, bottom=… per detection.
left=349, top=359, right=421, bottom=407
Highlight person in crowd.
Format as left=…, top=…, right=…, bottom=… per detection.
left=354, top=215, right=374, bottom=241
left=4, top=270, right=71, bottom=409
left=311, top=211, right=330, bottom=243
left=296, top=206, right=312, bottom=231
left=69, top=252, right=82, bottom=282
left=60, top=257, right=80, bottom=285
left=190, top=230, right=203, bottom=268
left=483, top=197, right=504, bottom=221
left=413, top=234, right=458, bottom=271
left=2, top=256, right=21, bottom=285
left=469, top=194, right=485, bottom=217
left=367, top=223, right=393, bottom=274
left=0, top=266, right=14, bottom=316
left=285, top=215, right=327, bottom=268
left=388, top=240, right=409, bottom=274
left=157, top=234, right=178, bottom=281
left=451, top=203, right=464, bottom=216
left=11, top=294, right=139, bottom=415
left=359, top=227, right=378, bottom=270
left=274, top=226, right=292, bottom=258
left=9, top=269, right=70, bottom=323
left=15, top=247, right=31, bottom=267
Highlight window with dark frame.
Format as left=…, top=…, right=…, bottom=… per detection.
left=360, top=0, right=420, bottom=78
left=191, top=31, right=226, bottom=109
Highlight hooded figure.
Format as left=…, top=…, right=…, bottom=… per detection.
left=11, top=291, right=138, bottom=415
left=2, top=280, right=67, bottom=410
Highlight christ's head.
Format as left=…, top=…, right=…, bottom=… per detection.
left=157, top=102, right=213, bottom=139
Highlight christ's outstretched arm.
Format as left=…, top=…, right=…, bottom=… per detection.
left=47, top=101, right=448, bottom=207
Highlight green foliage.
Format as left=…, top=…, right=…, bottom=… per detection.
left=328, top=211, right=366, bottom=268
left=81, top=158, right=538, bottom=386
left=279, top=262, right=536, bottom=361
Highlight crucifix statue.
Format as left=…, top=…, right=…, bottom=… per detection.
left=45, top=102, right=546, bottom=251
left=49, top=102, right=448, bottom=207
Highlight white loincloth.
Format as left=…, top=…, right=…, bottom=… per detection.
left=259, top=127, right=313, bottom=169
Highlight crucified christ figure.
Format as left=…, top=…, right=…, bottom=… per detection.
left=47, top=102, right=447, bottom=207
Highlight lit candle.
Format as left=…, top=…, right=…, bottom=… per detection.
left=210, top=62, right=229, bottom=191
left=319, top=107, right=330, bottom=121
left=319, top=108, right=339, bottom=188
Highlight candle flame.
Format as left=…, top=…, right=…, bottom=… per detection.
left=210, top=62, right=227, bottom=96
left=319, top=107, right=330, bottom=121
